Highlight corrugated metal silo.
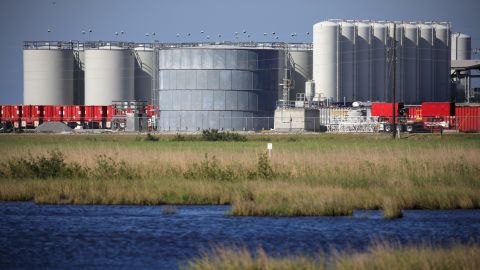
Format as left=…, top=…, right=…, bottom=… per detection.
left=84, top=45, right=135, bottom=105
left=387, top=22, right=404, bottom=102
left=73, top=45, right=85, bottom=105
left=134, top=45, right=155, bottom=103
left=451, top=33, right=471, bottom=60
left=355, top=22, right=371, bottom=101
left=313, top=21, right=339, bottom=101
left=158, top=47, right=281, bottom=131
left=434, top=23, right=451, bottom=101
left=419, top=24, right=434, bottom=101
left=23, top=43, right=74, bottom=105
left=289, top=49, right=312, bottom=101
left=371, top=22, right=387, bottom=101
left=403, top=23, right=418, bottom=103
left=339, top=21, right=355, bottom=102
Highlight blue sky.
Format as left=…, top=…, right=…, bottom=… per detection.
left=1, top=0, right=479, bottom=104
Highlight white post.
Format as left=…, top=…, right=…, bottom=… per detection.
left=267, top=143, right=273, bottom=158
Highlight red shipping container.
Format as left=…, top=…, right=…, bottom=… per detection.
left=84, top=106, right=104, bottom=122
left=63, top=105, right=84, bottom=122
left=421, top=102, right=455, bottom=117
left=456, top=106, right=480, bottom=132
left=43, top=105, right=62, bottom=122
left=0, top=105, right=3, bottom=122
left=105, top=106, right=113, bottom=121
left=371, top=103, right=404, bottom=117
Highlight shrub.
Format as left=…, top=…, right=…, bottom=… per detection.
left=183, top=154, right=236, bottom=181
left=145, top=133, right=159, bottom=142
left=202, top=129, right=247, bottom=142
left=92, top=154, right=138, bottom=180
left=248, top=152, right=275, bottom=180
left=0, top=150, right=85, bottom=179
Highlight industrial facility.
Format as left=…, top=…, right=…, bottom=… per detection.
left=1, top=19, right=479, bottom=133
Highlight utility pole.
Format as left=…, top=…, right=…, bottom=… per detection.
left=392, top=23, right=397, bottom=139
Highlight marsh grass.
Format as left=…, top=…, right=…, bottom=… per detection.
left=382, top=197, right=404, bottom=219
left=185, top=243, right=480, bottom=270
left=0, top=134, right=479, bottom=215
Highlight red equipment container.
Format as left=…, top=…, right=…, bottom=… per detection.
left=371, top=103, right=404, bottom=121
left=21, top=105, right=43, bottom=127
left=0, top=105, right=3, bottom=122
left=2, top=105, right=22, bottom=128
left=421, top=102, right=455, bottom=117
left=455, top=106, right=480, bottom=132
left=63, top=105, right=84, bottom=123
left=85, top=105, right=105, bottom=122
left=43, top=105, right=63, bottom=122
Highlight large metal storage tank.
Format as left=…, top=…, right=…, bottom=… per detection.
left=355, top=22, right=371, bottom=101
left=313, top=21, right=339, bottom=101
left=157, top=47, right=282, bottom=131
left=134, top=45, right=155, bottom=103
left=371, top=23, right=387, bottom=101
left=339, top=22, right=355, bottom=102
left=419, top=24, right=434, bottom=102
left=289, top=48, right=312, bottom=101
left=403, top=23, right=418, bottom=103
left=84, top=45, right=134, bottom=105
left=451, top=33, right=471, bottom=101
left=387, top=22, right=404, bottom=102
left=434, top=23, right=451, bottom=101
left=23, top=43, right=74, bottom=105
left=451, top=33, right=471, bottom=60
left=73, top=44, right=85, bottom=105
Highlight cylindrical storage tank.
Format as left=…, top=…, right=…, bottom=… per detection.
left=371, top=23, right=387, bottom=102
left=157, top=47, right=281, bottom=131
left=134, top=46, right=155, bottom=103
left=305, top=80, right=315, bottom=101
left=387, top=23, right=404, bottom=103
left=355, top=22, right=371, bottom=101
left=24, top=45, right=74, bottom=105
left=339, top=21, right=355, bottom=102
left=84, top=46, right=134, bottom=105
left=313, top=21, right=339, bottom=101
left=419, top=24, right=434, bottom=102
left=289, top=49, right=312, bottom=101
left=73, top=45, right=85, bottom=105
left=451, top=33, right=471, bottom=60
left=451, top=33, right=471, bottom=102
left=434, top=24, right=451, bottom=101
left=403, top=23, right=418, bottom=103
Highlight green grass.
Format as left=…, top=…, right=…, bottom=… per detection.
left=0, top=133, right=479, bottom=216
left=184, top=243, right=480, bottom=270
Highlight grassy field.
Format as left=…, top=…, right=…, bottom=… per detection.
left=0, top=133, right=479, bottom=216
left=184, top=243, right=480, bottom=270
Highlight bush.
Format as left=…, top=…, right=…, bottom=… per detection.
left=202, top=129, right=247, bottom=142
left=145, top=133, right=159, bottom=142
left=171, top=133, right=197, bottom=142
left=0, top=150, right=85, bottom=179
left=92, top=154, right=138, bottom=180
left=248, top=152, right=275, bottom=180
left=183, top=154, right=236, bottom=181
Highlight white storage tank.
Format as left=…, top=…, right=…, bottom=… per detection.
left=434, top=23, right=451, bottom=101
left=403, top=23, right=418, bottom=103
left=419, top=24, right=434, bottom=102
left=289, top=49, right=313, bottom=101
left=313, top=21, right=339, bottom=102
left=371, top=23, right=387, bottom=102
left=134, top=45, right=155, bottom=103
left=339, top=21, right=355, bottom=102
left=84, top=45, right=134, bottom=105
left=73, top=44, right=85, bottom=105
left=355, top=22, right=371, bottom=101
left=451, top=33, right=471, bottom=60
left=23, top=43, right=74, bottom=105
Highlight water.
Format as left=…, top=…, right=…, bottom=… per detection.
left=1, top=202, right=479, bottom=269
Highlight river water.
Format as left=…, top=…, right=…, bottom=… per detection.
left=1, top=202, right=479, bottom=269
